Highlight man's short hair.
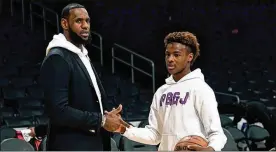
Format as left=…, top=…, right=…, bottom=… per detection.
left=61, top=3, right=85, bottom=19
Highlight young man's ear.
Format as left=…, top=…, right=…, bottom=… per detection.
left=188, top=53, right=194, bottom=63
left=61, top=18, right=69, bottom=30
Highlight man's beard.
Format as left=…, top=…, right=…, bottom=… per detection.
left=68, top=26, right=92, bottom=45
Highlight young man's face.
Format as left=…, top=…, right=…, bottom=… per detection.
left=165, top=43, right=193, bottom=77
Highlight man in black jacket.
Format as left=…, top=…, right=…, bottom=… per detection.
left=40, top=3, right=127, bottom=150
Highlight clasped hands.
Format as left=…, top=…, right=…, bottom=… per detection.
left=102, top=104, right=130, bottom=134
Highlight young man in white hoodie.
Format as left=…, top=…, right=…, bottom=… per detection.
left=107, top=31, right=227, bottom=151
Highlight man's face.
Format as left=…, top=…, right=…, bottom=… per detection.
left=165, top=43, right=193, bottom=76
left=63, top=8, right=91, bottom=44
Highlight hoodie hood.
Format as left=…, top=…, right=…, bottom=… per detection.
left=165, top=68, right=204, bottom=85
left=46, top=33, right=88, bottom=56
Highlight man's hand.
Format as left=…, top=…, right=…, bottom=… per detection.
left=103, top=104, right=130, bottom=133
left=187, top=145, right=215, bottom=151
left=104, top=104, right=123, bottom=118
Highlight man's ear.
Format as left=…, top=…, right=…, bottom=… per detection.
left=188, top=53, right=194, bottom=63
left=61, top=18, right=69, bottom=30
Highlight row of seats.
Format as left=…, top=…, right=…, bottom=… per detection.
left=1, top=114, right=270, bottom=151
left=109, top=116, right=271, bottom=151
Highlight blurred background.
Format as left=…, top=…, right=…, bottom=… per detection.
left=0, top=0, right=276, bottom=151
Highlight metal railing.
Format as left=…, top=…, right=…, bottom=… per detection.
left=215, top=91, right=240, bottom=104
left=10, top=0, right=25, bottom=24
left=29, top=1, right=59, bottom=40
left=112, top=43, right=155, bottom=93
left=90, top=31, right=103, bottom=66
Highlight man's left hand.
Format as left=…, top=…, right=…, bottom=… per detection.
left=102, top=104, right=130, bottom=133
left=187, top=145, right=215, bottom=151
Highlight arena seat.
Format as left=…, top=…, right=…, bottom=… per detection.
left=138, top=119, right=149, bottom=128
left=112, top=133, right=122, bottom=150
left=35, top=115, right=49, bottom=126
left=220, top=114, right=234, bottom=128
left=119, top=136, right=158, bottom=151
left=225, top=126, right=250, bottom=150
left=26, top=86, right=44, bottom=99
left=17, top=107, right=44, bottom=117
left=245, top=124, right=270, bottom=150
left=2, top=87, right=26, bottom=100
left=102, top=81, right=119, bottom=98
left=111, top=137, right=119, bottom=151
left=222, top=128, right=239, bottom=151
left=101, top=74, right=121, bottom=97
left=130, top=100, right=151, bottom=115
left=1, top=138, right=35, bottom=151
left=11, top=77, right=34, bottom=88
left=0, top=107, right=15, bottom=119
left=0, top=67, right=18, bottom=77
left=0, top=127, right=17, bottom=142
left=118, top=81, right=140, bottom=98
left=17, top=99, right=44, bottom=108
left=38, top=136, right=47, bottom=151
left=4, top=56, right=29, bottom=67
left=138, top=91, right=153, bottom=104
left=19, top=66, right=40, bottom=77
left=0, top=77, right=10, bottom=88
left=3, top=117, right=35, bottom=128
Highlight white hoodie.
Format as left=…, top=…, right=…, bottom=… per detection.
left=123, top=69, right=227, bottom=151
left=45, top=33, right=104, bottom=117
